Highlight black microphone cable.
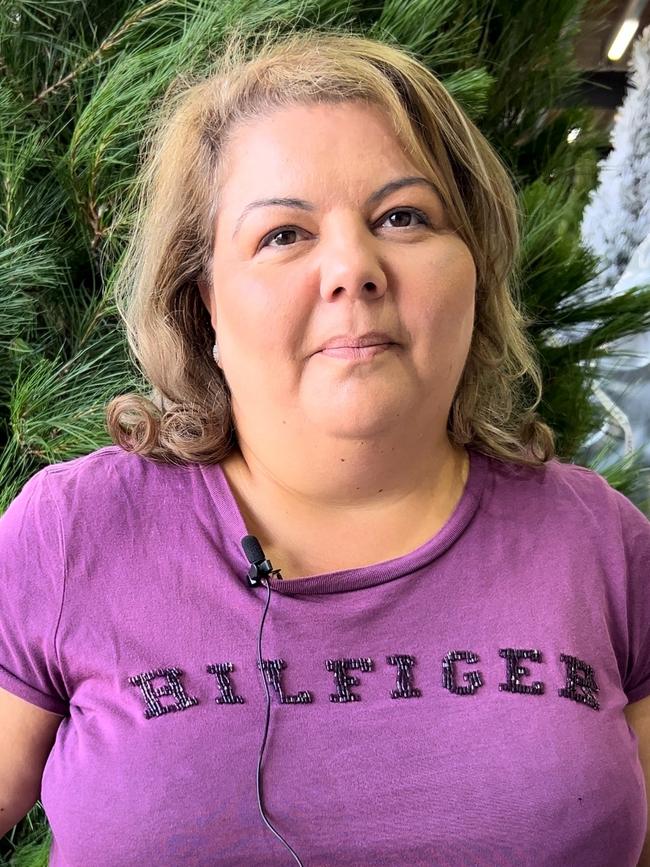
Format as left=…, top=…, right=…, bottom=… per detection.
left=241, top=535, right=305, bottom=867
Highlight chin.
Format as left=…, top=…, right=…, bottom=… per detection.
left=310, top=411, right=406, bottom=440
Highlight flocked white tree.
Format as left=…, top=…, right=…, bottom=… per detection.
left=578, top=23, right=650, bottom=480
left=581, top=24, right=650, bottom=292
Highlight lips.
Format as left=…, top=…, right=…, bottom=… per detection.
left=317, top=332, right=396, bottom=353
left=319, top=344, right=393, bottom=360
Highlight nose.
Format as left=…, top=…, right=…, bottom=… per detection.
left=318, top=220, right=388, bottom=303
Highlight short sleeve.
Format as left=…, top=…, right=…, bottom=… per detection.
left=615, top=487, right=650, bottom=703
left=0, top=467, right=69, bottom=715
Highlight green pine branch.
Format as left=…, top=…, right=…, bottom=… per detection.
left=2, top=2, right=650, bottom=853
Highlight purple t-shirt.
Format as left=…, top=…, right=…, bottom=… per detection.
left=1, top=444, right=650, bottom=866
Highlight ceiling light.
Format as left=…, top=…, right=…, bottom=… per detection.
left=606, top=0, right=647, bottom=61
left=608, top=18, right=640, bottom=60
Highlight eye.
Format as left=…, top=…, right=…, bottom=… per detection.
left=378, top=207, right=431, bottom=230
left=258, top=207, right=432, bottom=250
left=260, top=227, right=303, bottom=249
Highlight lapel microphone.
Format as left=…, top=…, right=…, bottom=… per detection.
left=241, top=534, right=283, bottom=585
left=240, top=534, right=305, bottom=867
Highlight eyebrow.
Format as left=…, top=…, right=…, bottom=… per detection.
left=231, top=176, right=443, bottom=239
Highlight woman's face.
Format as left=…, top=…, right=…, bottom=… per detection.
left=201, top=100, right=476, bottom=446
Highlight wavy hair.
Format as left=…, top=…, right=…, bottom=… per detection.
left=105, top=24, right=556, bottom=467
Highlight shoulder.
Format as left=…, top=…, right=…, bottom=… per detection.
left=541, top=458, right=650, bottom=531
left=43, top=444, right=185, bottom=492
left=481, top=451, right=649, bottom=536
left=486, top=451, right=608, bottom=487
left=26, top=446, right=218, bottom=564
left=43, top=444, right=152, bottom=482
left=486, top=451, right=626, bottom=503
left=38, top=445, right=203, bottom=527
left=542, top=456, right=620, bottom=504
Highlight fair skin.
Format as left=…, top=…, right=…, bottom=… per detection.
left=198, top=100, right=476, bottom=580
left=7, top=99, right=650, bottom=856
left=625, top=695, right=650, bottom=866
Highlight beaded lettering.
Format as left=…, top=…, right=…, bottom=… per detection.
left=128, top=648, right=600, bottom=718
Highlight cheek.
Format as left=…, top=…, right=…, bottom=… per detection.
left=216, top=274, right=309, bottom=389
left=215, top=270, right=271, bottom=347
left=408, top=258, right=475, bottom=374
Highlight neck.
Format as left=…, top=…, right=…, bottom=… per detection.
left=224, top=424, right=466, bottom=506
left=219, top=431, right=469, bottom=578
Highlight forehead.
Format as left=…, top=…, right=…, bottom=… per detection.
left=217, top=101, right=425, bottom=207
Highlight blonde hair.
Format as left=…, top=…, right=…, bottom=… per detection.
left=106, top=24, right=556, bottom=467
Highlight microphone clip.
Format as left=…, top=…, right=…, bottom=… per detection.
left=247, top=560, right=283, bottom=587
left=241, top=535, right=283, bottom=587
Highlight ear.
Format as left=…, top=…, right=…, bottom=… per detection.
left=197, top=274, right=215, bottom=327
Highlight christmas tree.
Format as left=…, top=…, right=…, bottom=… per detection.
left=2, top=0, right=650, bottom=862
left=578, top=24, right=650, bottom=489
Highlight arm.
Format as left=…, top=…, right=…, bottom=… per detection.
left=0, top=687, right=63, bottom=838
left=624, top=693, right=650, bottom=867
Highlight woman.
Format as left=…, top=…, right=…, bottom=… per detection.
left=1, top=26, right=650, bottom=867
